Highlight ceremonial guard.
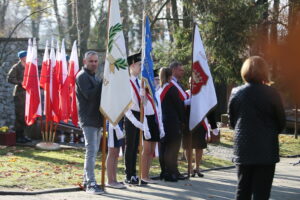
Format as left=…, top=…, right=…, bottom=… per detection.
left=158, top=67, right=185, bottom=182
left=124, top=52, right=149, bottom=185
left=7, top=51, right=31, bottom=143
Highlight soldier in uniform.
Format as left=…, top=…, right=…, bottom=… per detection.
left=7, top=51, right=31, bottom=143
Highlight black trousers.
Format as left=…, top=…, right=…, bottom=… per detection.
left=159, top=135, right=182, bottom=177
left=235, top=164, right=276, bottom=200
left=14, top=95, right=26, bottom=138
left=124, top=111, right=140, bottom=180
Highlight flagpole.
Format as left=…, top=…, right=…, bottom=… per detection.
left=187, top=24, right=196, bottom=178
left=52, top=122, right=58, bottom=142
left=101, top=117, right=107, bottom=189
left=138, top=79, right=145, bottom=186
left=101, top=0, right=112, bottom=189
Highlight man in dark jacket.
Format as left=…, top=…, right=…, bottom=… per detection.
left=7, top=51, right=31, bottom=143
left=76, top=51, right=103, bottom=195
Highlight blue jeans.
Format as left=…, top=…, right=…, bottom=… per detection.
left=82, top=126, right=102, bottom=185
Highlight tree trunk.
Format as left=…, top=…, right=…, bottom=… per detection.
left=121, top=0, right=130, bottom=55
left=77, top=0, right=91, bottom=59
left=53, top=0, right=65, bottom=40
left=166, top=1, right=173, bottom=42
left=0, top=0, right=9, bottom=30
left=67, top=0, right=76, bottom=45
left=171, top=0, right=179, bottom=29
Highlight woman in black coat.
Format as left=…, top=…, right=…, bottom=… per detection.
left=228, top=56, right=286, bottom=200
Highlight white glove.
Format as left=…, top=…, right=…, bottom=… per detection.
left=184, top=98, right=191, bottom=106
left=114, top=125, right=125, bottom=140
left=125, top=110, right=144, bottom=130
left=212, top=128, right=219, bottom=136
left=159, top=126, right=165, bottom=139
left=143, top=116, right=151, bottom=140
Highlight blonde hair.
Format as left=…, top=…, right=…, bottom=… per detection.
left=241, top=56, right=270, bottom=84
left=159, top=67, right=172, bottom=87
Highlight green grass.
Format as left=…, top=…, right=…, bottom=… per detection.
left=0, top=145, right=232, bottom=190
left=279, top=135, right=300, bottom=157
left=219, top=128, right=300, bottom=157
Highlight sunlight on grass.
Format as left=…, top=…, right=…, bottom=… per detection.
left=0, top=146, right=232, bottom=190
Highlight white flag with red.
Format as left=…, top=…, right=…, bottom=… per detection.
left=189, top=25, right=217, bottom=130
left=22, top=38, right=42, bottom=125
left=68, top=41, right=79, bottom=126
left=58, top=39, right=70, bottom=122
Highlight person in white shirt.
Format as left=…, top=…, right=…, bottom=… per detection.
left=124, top=52, right=148, bottom=185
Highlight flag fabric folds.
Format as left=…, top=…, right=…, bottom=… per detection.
left=40, top=40, right=53, bottom=122
left=22, top=38, right=42, bottom=125
left=68, top=41, right=79, bottom=126
left=100, top=0, right=132, bottom=126
left=58, top=39, right=70, bottom=122
left=189, top=25, right=217, bottom=130
left=141, top=15, right=157, bottom=106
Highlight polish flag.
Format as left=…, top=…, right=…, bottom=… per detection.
left=22, top=38, right=42, bottom=125
left=68, top=41, right=79, bottom=126
left=58, top=39, right=70, bottom=122
left=51, top=41, right=61, bottom=122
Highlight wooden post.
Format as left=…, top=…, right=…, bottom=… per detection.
left=138, top=79, right=145, bottom=185
left=295, top=103, right=298, bottom=139
left=101, top=118, right=107, bottom=189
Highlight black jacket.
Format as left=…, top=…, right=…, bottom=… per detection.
left=161, top=85, right=185, bottom=141
left=228, top=83, right=285, bottom=165
left=76, top=68, right=102, bottom=128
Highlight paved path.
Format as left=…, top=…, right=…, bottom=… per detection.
left=1, top=158, right=299, bottom=200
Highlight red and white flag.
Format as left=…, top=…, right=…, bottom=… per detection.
left=51, top=41, right=60, bottom=122
left=58, top=39, right=70, bottom=122
left=22, top=38, right=42, bottom=125
left=189, top=25, right=217, bottom=130
left=68, top=41, right=79, bottom=126
left=40, top=40, right=52, bottom=122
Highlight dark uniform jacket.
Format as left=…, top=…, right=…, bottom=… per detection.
left=161, top=85, right=185, bottom=141
left=75, top=68, right=102, bottom=128
left=228, top=83, right=286, bottom=165
left=7, top=61, right=25, bottom=97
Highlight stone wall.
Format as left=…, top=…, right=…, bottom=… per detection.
left=0, top=38, right=29, bottom=128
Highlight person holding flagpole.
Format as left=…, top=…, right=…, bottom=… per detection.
left=140, top=15, right=165, bottom=184
left=158, top=67, right=186, bottom=182
left=106, top=120, right=126, bottom=189
left=124, top=52, right=149, bottom=185
left=76, top=51, right=103, bottom=195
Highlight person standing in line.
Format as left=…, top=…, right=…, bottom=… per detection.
left=228, top=56, right=285, bottom=200
left=7, top=51, right=31, bottom=143
left=158, top=67, right=185, bottom=182
left=76, top=51, right=103, bottom=195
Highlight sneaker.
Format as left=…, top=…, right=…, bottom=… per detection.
left=106, top=182, right=126, bottom=189
left=141, top=178, right=158, bottom=184
left=86, top=182, right=104, bottom=195
left=124, top=176, right=139, bottom=185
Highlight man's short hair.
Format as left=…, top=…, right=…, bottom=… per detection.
left=241, top=56, right=270, bottom=84
left=169, top=61, right=182, bottom=71
left=84, top=51, right=98, bottom=59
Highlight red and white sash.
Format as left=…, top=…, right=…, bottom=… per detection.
left=130, top=79, right=141, bottom=106
left=171, top=79, right=188, bottom=101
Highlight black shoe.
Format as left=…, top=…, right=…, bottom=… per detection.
left=160, top=173, right=165, bottom=180
left=125, top=176, right=139, bottom=185
left=177, top=173, right=188, bottom=180
left=16, top=137, right=27, bottom=144
left=194, top=170, right=204, bottom=177
left=24, top=136, right=32, bottom=143
left=164, top=174, right=178, bottom=182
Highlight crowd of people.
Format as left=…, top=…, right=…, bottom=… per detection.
left=7, top=51, right=285, bottom=200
